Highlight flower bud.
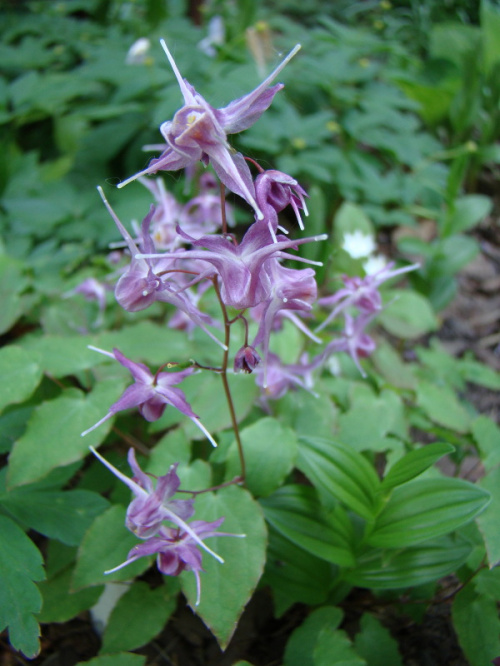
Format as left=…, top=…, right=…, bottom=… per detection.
left=234, top=346, right=261, bottom=374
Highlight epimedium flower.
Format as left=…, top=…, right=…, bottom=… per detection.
left=316, top=261, right=419, bottom=332
left=98, top=186, right=226, bottom=350
left=81, top=346, right=217, bottom=447
left=118, top=39, right=301, bottom=220
left=234, top=345, right=261, bottom=374
left=254, top=169, right=309, bottom=240
left=89, top=447, right=243, bottom=605
left=319, top=312, right=377, bottom=377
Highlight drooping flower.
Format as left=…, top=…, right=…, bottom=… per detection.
left=254, top=169, right=309, bottom=239
left=118, top=40, right=301, bottom=219
left=89, top=447, right=243, bottom=605
left=319, top=312, right=377, bottom=377
left=317, top=261, right=419, bottom=332
left=234, top=345, right=261, bottom=374
left=255, top=352, right=320, bottom=401
left=98, top=186, right=225, bottom=349
left=81, top=347, right=217, bottom=447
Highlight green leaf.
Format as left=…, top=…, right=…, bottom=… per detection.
left=381, top=443, right=455, bottom=491
left=0, top=346, right=42, bottom=413
left=379, top=291, right=438, bottom=339
left=297, top=436, right=380, bottom=519
left=72, top=506, right=151, bottom=589
left=0, top=515, right=45, bottom=659
left=283, top=606, right=343, bottom=666
left=100, top=581, right=178, bottom=654
left=416, top=381, right=471, bottom=433
left=354, top=614, right=403, bottom=666
left=371, top=342, right=417, bottom=390
left=261, top=485, right=355, bottom=567
left=344, top=535, right=471, bottom=589
left=226, top=418, right=298, bottom=497
left=76, top=654, right=146, bottom=666
left=314, top=628, right=366, bottom=666
left=474, top=566, right=500, bottom=601
left=1, top=487, right=109, bottom=546
left=179, top=485, right=267, bottom=648
left=472, top=416, right=500, bottom=470
left=262, top=528, right=332, bottom=616
left=37, top=567, right=103, bottom=623
left=277, top=387, right=338, bottom=440
left=0, top=255, right=29, bottom=335
left=446, top=195, right=492, bottom=234
left=452, top=584, right=500, bottom=666
left=367, top=478, right=490, bottom=548
left=477, top=466, right=500, bottom=566
left=481, top=0, right=500, bottom=74
left=459, top=359, right=500, bottom=390
left=8, top=379, right=125, bottom=487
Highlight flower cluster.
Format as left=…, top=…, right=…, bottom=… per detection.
left=82, top=40, right=418, bottom=595
left=90, top=447, right=242, bottom=605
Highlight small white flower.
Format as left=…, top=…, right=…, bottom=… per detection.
left=342, top=231, right=376, bottom=259
left=363, top=254, right=388, bottom=275
left=126, top=38, right=151, bottom=65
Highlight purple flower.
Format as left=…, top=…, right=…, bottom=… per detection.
left=89, top=447, right=243, bottom=605
left=81, top=347, right=217, bottom=447
left=317, top=261, right=419, bottom=332
left=118, top=40, right=301, bottom=219
left=140, top=223, right=327, bottom=310
left=255, top=352, right=320, bottom=401
left=234, top=345, right=261, bottom=373
left=255, top=169, right=308, bottom=236
left=98, top=186, right=226, bottom=349
left=319, top=312, right=377, bottom=377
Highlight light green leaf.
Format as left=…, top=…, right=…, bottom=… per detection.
left=8, top=379, right=125, bottom=487
left=37, top=567, right=103, bottom=623
left=481, top=0, right=500, bottom=74
left=344, top=535, right=471, bottom=589
left=446, top=195, right=492, bottom=234
left=314, top=628, right=366, bottom=666
left=1, top=487, right=109, bottom=546
left=297, top=436, right=380, bottom=518
left=367, top=478, right=490, bottom=548
left=283, top=606, right=343, bottom=666
left=416, top=381, right=471, bottom=433
left=261, top=485, right=354, bottom=567
left=371, top=342, right=417, bottom=390
left=100, top=581, right=178, bottom=654
left=0, top=346, right=42, bottom=413
left=354, top=614, right=403, bottom=666
left=379, top=290, right=438, bottom=339
left=0, top=516, right=45, bottom=659
left=452, top=584, right=500, bottom=666
left=277, top=387, right=338, bottom=440
left=472, top=416, right=500, bottom=470
left=226, top=418, right=298, bottom=497
left=72, top=506, right=151, bottom=589
left=180, top=485, right=267, bottom=648
left=0, top=255, right=29, bottom=335
left=477, top=466, right=500, bottom=567
left=76, top=654, right=146, bottom=666
left=381, top=443, right=455, bottom=491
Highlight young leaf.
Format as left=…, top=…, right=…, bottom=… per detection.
left=0, top=346, right=42, bottom=413
left=297, top=436, right=380, bottom=519
left=260, top=485, right=355, bottom=567
left=8, top=379, right=125, bottom=487
left=100, top=581, right=178, bottom=654
left=72, top=506, right=151, bottom=589
left=354, top=614, right=403, bottom=666
left=452, top=583, right=500, bottom=666
left=179, top=485, right=267, bottom=649
left=0, top=515, right=45, bottom=659
left=283, top=606, right=343, bottom=666
left=367, top=478, right=490, bottom=548
left=225, top=418, right=298, bottom=497
left=381, top=442, right=454, bottom=491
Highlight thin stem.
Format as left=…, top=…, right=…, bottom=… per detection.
left=212, top=277, right=246, bottom=481
left=178, top=476, right=244, bottom=496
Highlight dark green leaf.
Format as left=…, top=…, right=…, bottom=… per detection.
left=381, top=443, right=455, bottom=491
left=452, top=584, right=500, bottom=666
left=354, top=614, right=403, bottom=666
left=38, top=567, right=103, bottom=623
left=283, top=607, right=343, bottom=666
left=0, top=346, right=42, bottom=413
